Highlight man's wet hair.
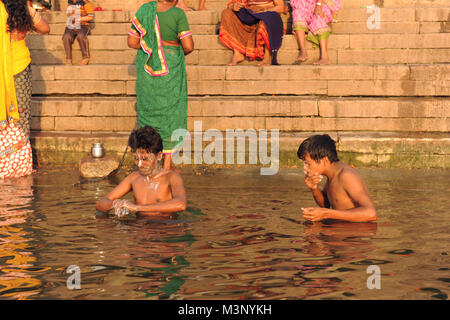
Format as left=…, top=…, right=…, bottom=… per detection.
left=128, top=126, right=163, bottom=154
left=297, top=134, right=340, bottom=163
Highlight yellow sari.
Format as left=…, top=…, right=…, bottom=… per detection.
left=0, top=2, right=33, bottom=178
left=0, top=2, right=19, bottom=130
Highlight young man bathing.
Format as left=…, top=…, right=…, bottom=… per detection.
left=96, top=126, right=187, bottom=218
left=297, top=134, right=377, bottom=222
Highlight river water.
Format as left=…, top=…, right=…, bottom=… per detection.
left=0, top=166, right=448, bottom=300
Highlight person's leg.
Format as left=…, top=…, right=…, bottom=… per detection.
left=228, top=49, right=245, bottom=66
left=198, top=0, right=206, bottom=10
left=14, top=65, right=32, bottom=138
left=220, top=8, right=256, bottom=66
left=293, top=29, right=308, bottom=62
left=257, top=46, right=271, bottom=66
left=314, top=37, right=330, bottom=65
left=76, top=26, right=90, bottom=65
left=62, top=27, right=76, bottom=65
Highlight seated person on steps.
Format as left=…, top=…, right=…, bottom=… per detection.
left=62, top=0, right=94, bottom=65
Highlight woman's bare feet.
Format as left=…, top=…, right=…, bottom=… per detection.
left=313, top=58, right=330, bottom=65
left=227, top=50, right=244, bottom=66
left=66, top=59, right=72, bottom=66
left=257, top=49, right=271, bottom=66
left=79, top=58, right=90, bottom=65
left=294, top=51, right=308, bottom=64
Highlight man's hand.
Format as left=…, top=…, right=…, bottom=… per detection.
left=304, top=168, right=323, bottom=190
left=302, top=207, right=328, bottom=221
left=112, top=199, right=138, bottom=217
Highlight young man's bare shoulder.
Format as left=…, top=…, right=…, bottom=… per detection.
left=125, top=171, right=143, bottom=183
left=166, top=170, right=184, bottom=183
left=337, top=164, right=364, bottom=189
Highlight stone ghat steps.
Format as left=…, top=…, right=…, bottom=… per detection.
left=31, top=130, right=450, bottom=168
left=31, top=64, right=450, bottom=97
left=30, top=96, right=450, bottom=133
left=28, top=32, right=450, bottom=66
left=32, top=7, right=450, bottom=65
left=42, top=7, right=450, bottom=34
left=52, top=0, right=450, bottom=12
left=185, top=0, right=450, bottom=11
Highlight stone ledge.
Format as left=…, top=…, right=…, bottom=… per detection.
left=30, top=131, right=450, bottom=168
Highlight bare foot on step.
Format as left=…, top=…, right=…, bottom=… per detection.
left=227, top=50, right=244, bottom=66
left=293, top=52, right=308, bottom=64
left=79, top=58, right=90, bottom=65
left=313, top=58, right=330, bottom=65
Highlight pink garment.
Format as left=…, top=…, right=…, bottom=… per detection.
left=290, top=0, right=340, bottom=34
left=0, top=123, right=33, bottom=178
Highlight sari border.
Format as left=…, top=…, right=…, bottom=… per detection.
left=219, top=29, right=261, bottom=60
left=178, top=30, right=192, bottom=40
left=128, top=29, right=140, bottom=38
left=132, top=16, right=169, bottom=77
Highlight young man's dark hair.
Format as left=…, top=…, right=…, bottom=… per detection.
left=297, top=134, right=339, bottom=163
left=128, top=126, right=163, bottom=154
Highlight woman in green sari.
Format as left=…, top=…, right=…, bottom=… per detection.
left=128, top=0, right=194, bottom=170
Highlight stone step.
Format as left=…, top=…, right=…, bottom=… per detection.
left=43, top=9, right=219, bottom=25
left=30, top=64, right=450, bottom=97
left=184, top=0, right=450, bottom=11
left=41, top=7, right=450, bottom=34
left=30, top=96, right=450, bottom=132
left=28, top=33, right=450, bottom=51
left=28, top=33, right=450, bottom=65
left=50, top=0, right=450, bottom=12
left=42, top=7, right=450, bottom=24
left=46, top=20, right=450, bottom=36
left=30, top=130, right=450, bottom=168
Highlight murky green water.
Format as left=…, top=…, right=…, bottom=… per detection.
left=0, top=166, right=448, bottom=300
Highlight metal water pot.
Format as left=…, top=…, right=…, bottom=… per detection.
left=91, top=143, right=105, bottom=158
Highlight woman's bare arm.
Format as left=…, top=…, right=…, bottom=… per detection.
left=27, top=2, right=50, bottom=34
left=180, top=35, right=194, bottom=55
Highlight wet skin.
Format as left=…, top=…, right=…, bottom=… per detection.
left=301, top=153, right=377, bottom=222
left=96, top=149, right=187, bottom=217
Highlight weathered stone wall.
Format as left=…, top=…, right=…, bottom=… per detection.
left=51, top=0, right=450, bottom=11
left=53, top=0, right=147, bottom=11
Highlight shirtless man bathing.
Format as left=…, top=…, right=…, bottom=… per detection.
left=96, top=126, right=187, bottom=218
left=297, top=134, right=377, bottom=222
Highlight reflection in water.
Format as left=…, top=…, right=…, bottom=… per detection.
left=0, top=167, right=448, bottom=299
left=288, top=221, right=378, bottom=299
left=124, top=219, right=196, bottom=299
left=0, top=176, right=42, bottom=299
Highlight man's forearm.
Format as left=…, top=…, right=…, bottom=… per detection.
left=311, top=188, right=327, bottom=207
left=96, top=198, right=113, bottom=212
left=135, top=198, right=187, bottom=213
left=324, top=207, right=377, bottom=222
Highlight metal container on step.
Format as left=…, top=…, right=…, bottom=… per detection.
left=91, top=143, right=105, bottom=158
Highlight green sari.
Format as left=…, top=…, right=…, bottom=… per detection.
left=131, top=2, right=189, bottom=153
